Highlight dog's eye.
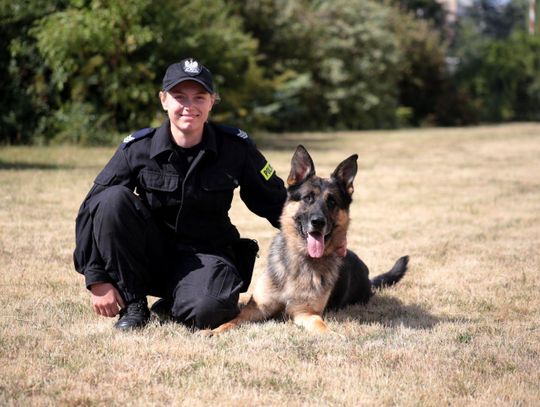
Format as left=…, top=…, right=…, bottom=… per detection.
left=327, top=196, right=337, bottom=209
left=302, top=193, right=315, bottom=204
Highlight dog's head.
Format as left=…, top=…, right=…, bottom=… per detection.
left=281, top=145, right=358, bottom=259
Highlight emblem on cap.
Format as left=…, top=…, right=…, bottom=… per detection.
left=237, top=129, right=249, bottom=139
left=183, top=59, right=202, bottom=76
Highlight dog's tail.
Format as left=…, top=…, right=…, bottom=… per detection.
left=371, top=256, right=409, bottom=289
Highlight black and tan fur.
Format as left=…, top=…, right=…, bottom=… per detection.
left=205, top=145, right=409, bottom=335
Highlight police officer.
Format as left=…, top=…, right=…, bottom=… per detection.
left=73, top=58, right=287, bottom=331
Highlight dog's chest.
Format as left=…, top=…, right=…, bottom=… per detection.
left=285, top=257, right=341, bottom=297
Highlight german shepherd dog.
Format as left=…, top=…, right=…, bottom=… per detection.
left=204, top=145, right=409, bottom=335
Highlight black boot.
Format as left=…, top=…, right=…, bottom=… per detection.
left=114, top=298, right=150, bottom=331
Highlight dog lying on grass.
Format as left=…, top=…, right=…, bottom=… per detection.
left=202, top=145, right=409, bottom=335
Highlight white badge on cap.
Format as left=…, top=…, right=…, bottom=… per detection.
left=183, top=59, right=202, bottom=75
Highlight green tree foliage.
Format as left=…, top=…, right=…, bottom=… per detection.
left=455, top=30, right=540, bottom=122
left=146, top=0, right=266, bottom=128
left=2, top=0, right=262, bottom=144
left=226, top=0, right=321, bottom=129
left=449, top=0, right=539, bottom=123
left=317, top=0, right=404, bottom=129
left=463, top=0, right=528, bottom=39
left=0, top=1, right=69, bottom=144
left=232, top=0, right=403, bottom=130
left=387, top=7, right=448, bottom=126
left=387, top=0, right=447, bottom=29
left=1, top=0, right=537, bottom=144
left=30, top=0, right=157, bottom=143
left=37, top=0, right=263, bottom=143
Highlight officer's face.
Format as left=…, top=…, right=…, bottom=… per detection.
left=160, top=81, right=215, bottom=139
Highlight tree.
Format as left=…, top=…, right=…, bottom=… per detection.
left=230, top=0, right=403, bottom=131
left=30, top=0, right=158, bottom=143
left=3, top=0, right=264, bottom=144
left=447, top=0, right=538, bottom=123
left=0, top=0, right=69, bottom=144
left=387, top=0, right=447, bottom=29
left=147, top=0, right=267, bottom=129
left=312, top=0, right=402, bottom=129
left=225, top=0, right=324, bottom=130
left=455, top=31, right=540, bottom=122
left=387, top=8, right=448, bottom=126
left=461, top=0, right=528, bottom=39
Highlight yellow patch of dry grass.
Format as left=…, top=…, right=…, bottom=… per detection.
left=1, top=124, right=539, bottom=405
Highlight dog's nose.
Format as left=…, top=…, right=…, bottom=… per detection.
left=310, top=216, right=326, bottom=230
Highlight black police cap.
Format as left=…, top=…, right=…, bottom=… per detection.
left=162, top=58, right=215, bottom=93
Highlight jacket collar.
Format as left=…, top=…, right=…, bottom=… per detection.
left=150, top=120, right=218, bottom=160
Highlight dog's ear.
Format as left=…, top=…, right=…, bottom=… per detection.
left=331, top=154, right=358, bottom=196
left=287, top=145, right=316, bottom=186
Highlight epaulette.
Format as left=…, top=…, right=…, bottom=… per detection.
left=216, top=124, right=254, bottom=145
left=122, top=127, right=155, bottom=149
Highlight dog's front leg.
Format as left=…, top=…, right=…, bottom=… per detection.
left=213, top=304, right=265, bottom=334
left=291, top=311, right=330, bottom=334
left=198, top=296, right=276, bottom=336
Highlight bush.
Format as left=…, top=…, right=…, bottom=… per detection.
left=4, top=0, right=264, bottom=144
left=453, top=30, right=540, bottom=123
left=388, top=8, right=448, bottom=126
left=4, top=0, right=534, bottom=144
left=235, top=0, right=403, bottom=131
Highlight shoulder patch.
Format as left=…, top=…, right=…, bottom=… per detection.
left=260, top=162, right=275, bottom=181
left=122, top=127, right=154, bottom=149
left=216, top=124, right=253, bottom=145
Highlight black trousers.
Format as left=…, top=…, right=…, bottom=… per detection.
left=90, top=186, right=243, bottom=329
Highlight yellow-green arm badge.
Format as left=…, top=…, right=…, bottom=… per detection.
left=260, top=162, right=275, bottom=181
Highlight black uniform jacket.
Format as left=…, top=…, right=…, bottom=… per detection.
left=74, top=120, right=287, bottom=288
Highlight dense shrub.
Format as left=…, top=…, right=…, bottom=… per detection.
left=453, top=31, right=540, bottom=122
left=0, top=0, right=537, bottom=144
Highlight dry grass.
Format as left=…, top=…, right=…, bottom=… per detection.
left=1, top=124, right=539, bottom=406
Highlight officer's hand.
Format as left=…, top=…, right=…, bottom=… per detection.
left=336, top=237, right=347, bottom=257
left=90, top=283, right=125, bottom=317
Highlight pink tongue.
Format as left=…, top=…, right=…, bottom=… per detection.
left=307, top=232, right=325, bottom=258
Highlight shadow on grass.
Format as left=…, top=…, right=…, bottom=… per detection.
left=0, top=159, right=74, bottom=171
left=327, top=295, right=443, bottom=330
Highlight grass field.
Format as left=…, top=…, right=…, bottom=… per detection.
left=1, top=124, right=539, bottom=406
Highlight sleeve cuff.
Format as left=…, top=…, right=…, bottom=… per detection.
left=84, top=268, right=112, bottom=290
